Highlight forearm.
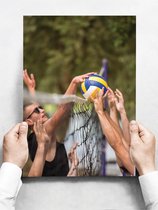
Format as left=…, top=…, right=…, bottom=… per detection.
left=97, top=111, right=123, bottom=149
left=110, top=106, right=120, bottom=129
left=65, top=78, right=78, bottom=95
left=44, top=80, right=77, bottom=136
left=97, top=111, right=134, bottom=174
left=107, top=110, right=129, bottom=151
left=115, top=145, right=134, bottom=175
left=28, top=144, right=47, bottom=177
left=45, top=103, right=72, bottom=137
left=119, top=110, right=131, bottom=146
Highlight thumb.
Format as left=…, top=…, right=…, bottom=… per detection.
left=137, top=122, right=154, bottom=143
left=130, top=120, right=141, bottom=145
left=18, top=122, right=28, bottom=142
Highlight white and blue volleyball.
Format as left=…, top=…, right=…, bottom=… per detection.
left=80, top=74, right=108, bottom=100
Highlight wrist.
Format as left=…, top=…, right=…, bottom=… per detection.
left=119, top=109, right=126, bottom=115
left=110, top=105, right=116, bottom=110
left=71, top=78, right=79, bottom=86
left=28, top=88, right=35, bottom=95
left=96, top=110, right=104, bottom=116
left=37, top=143, right=47, bottom=150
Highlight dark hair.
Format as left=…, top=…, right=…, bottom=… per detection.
left=23, top=102, right=33, bottom=120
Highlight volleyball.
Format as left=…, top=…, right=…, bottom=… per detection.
left=80, top=74, right=108, bottom=100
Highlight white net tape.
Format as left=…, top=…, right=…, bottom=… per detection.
left=24, top=89, right=87, bottom=105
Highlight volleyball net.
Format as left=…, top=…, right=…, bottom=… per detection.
left=64, top=102, right=104, bottom=176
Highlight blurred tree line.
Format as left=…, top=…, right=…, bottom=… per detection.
left=24, top=16, right=135, bottom=119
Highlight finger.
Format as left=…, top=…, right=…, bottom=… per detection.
left=37, top=120, right=43, bottom=133
left=23, top=69, right=28, bottom=79
left=82, top=72, right=96, bottom=79
left=115, top=90, right=123, bottom=100
left=38, top=120, right=42, bottom=131
left=103, top=89, right=109, bottom=99
left=24, top=69, right=30, bottom=80
left=68, top=152, right=71, bottom=159
left=107, top=87, right=114, bottom=94
left=85, top=72, right=96, bottom=76
left=130, top=120, right=142, bottom=145
left=23, top=69, right=27, bottom=75
left=137, top=122, right=154, bottom=143
left=74, top=149, right=79, bottom=166
left=137, top=122, right=148, bottom=134
left=89, top=95, right=94, bottom=103
left=18, top=122, right=28, bottom=142
left=115, top=92, right=122, bottom=99
left=30, top=73, right=35, bottom=81
left=98, top=88, right=104, bottom=97
left=69, top=145, right=74, bottom=154
left=39, top=115, right=43, bottom=123
left=116, top=89, right=123, bottom=96
left=33, top=122, right=37, bottom=134
left=72, top=142, right=78, bottom=150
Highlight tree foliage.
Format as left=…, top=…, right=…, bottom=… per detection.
left=24, top=16, right=136, bottom=119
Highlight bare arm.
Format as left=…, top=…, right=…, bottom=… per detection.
left=28, top=120, right=50, bottom=177
left=93, top=89, right=134, bottom=175
left=45, top=72, right=95, bottom=137
left=107, top=87, right=120, bottom=128
left=106, top=87, right=129, bottom=151
left=115, top=89, right=131, bottom=149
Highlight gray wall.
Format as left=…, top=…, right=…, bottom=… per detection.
left=0, top=0, right=158, bottom=209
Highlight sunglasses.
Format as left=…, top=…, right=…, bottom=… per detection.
left=26, top=106, right=44, bottom=119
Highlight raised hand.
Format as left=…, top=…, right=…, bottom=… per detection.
left=72, top=72, right=96, bottom=84
left=114, top=88, right=131, bottom=148
left=92, top=88, right=108, bottom=114
left=23, top=69, right=36, bottom=95
left=28, top=120, right=51, bottom=177
left=114, top=89, right=125, bottom=113
left=107, top=87, right=116, bottom=110
left=68, top=143, right=79, bottom=167
left=67, top=143, right=79, bottom=176
left=33, top=120, right=50, bottom=148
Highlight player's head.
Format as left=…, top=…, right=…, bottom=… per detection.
left=23, top=103, right=48, bottom=127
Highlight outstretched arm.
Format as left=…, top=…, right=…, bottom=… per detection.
left=28, top=120, right=50, bottom=177
left=107, top=87, right=129, bottom=154
left=115, top=89, right=131, bottom=149
left=107, top=87, right=120, bottom=128
left=23, top=69, right=36, bottom=95
left=45, top=72, right=95, bottom=138
left=93, top=89, right=134, bottom=175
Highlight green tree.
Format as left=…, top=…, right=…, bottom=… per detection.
left=24, top=16, right=135, bottom=119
